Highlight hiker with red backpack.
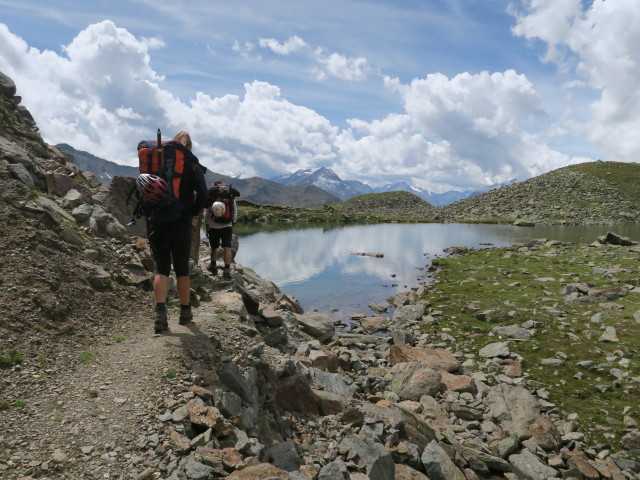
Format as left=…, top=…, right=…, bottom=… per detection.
left=204, top=180, right=240, bottom=280
left=132, top=130, right=208, bottom=333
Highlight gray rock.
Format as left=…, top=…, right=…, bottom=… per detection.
left=182, top=457, right=214, bottom=480
left=264, top=440, right=301, bottom=472
left=485, top=384, right=540, bottom=440
left=391, top=329, right=415, bottom=346
left=388, top=362, right=441, bottom=401
left=421, top=440, right=465, bottom=480
left=295, top=312, right=335, bottom=342
left=213, top=390, right=242, bottom=418
left=72, top=203, right=93, bottom=222
left=25, top=196, right=77, bottom=224
left=620, top=431, right=640, bottom=453
left=492, top=326, right=532, bottom=341
left=218, top=362, right=257, bottom=405
left=8, top=162, right=35, bottom=188
left=339, top=436, right=395, bottom=480
left=479, top=342, right=510, bottom=358
left=0, top=71, right=17, bottom=97
left=264, top=325, right=288, bottom=348
left=60, top=226, right=85, bottom=247
left=590, top=311, right=609, bottom=323
left=318, top=460, right=348, bottom=480
left=309, top=367, right=354, bottom=398
left=508, top=449, right=559, bottom=478
left=392, top=304, right=427, bottom=324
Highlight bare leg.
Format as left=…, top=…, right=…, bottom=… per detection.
left=176, top=275, right=190, bottom=306
left=154, top=274, right=169, bottom=303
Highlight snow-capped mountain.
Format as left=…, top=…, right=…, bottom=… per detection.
left=271, top=167, right=366, bottom=200
left=271, top=168, right=513, bottom=205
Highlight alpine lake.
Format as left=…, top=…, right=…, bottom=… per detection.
left=231, top=222, right=640, bottom=321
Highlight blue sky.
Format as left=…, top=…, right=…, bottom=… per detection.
left=1, top=0, right=638, bottom=193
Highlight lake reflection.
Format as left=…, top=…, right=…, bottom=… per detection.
left=234, top=223, right=640, bottom=319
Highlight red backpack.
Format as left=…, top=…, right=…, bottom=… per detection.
left=128, top=129, right=191, bottom=225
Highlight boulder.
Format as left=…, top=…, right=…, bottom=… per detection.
left=389, top=345, right=461, bottom=372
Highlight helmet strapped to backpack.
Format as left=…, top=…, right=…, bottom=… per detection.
left=211, top=201, right=226, bottom=218
left=136, top=173, right=170, bottom=205
left=206, top=182, right=240, bottom=225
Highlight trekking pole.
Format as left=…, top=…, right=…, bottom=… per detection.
left=157, top=128, right=163, bottom=169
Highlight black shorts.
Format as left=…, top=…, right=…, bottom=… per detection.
left=208, top=227, right=232, bottom=249
left=147, top=217, right=192, bottom=277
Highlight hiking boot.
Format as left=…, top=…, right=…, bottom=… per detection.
left=154, top=308, right=169, bottom=334
left=223, top=268, right=231, bottom=280
left=206, top=262, right=218, bottom=276
left=179, top=305, right=193, bottom=325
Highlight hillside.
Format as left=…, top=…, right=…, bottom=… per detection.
left=435, top=161, right=640, bottom=225
left=334, top=190, right=438, bottom=219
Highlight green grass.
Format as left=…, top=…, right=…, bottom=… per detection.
left=422, top=241, right=640, bottom=451
left=114, top=336, right=125, bottom=342
left=13, top=399, right=27, bottom=408
left=0, top=349, right=24, bottom=367
left=77, top=351, right=98, bottom=364
left=166, top=369, right=177, bottom=379
left=569, top=161, right=640, bottom=198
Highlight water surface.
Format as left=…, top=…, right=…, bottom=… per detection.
left=233, top=223, right=640, bottom=319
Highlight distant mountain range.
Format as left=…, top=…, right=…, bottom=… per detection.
left=271, top=167, right=510, bottom=206
left=57, top=144, right=509, bottom=207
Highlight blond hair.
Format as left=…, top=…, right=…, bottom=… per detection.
left=173, top=130, right=192, bottom=151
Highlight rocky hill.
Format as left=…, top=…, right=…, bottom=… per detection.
left=334, top=190, right=438, bottom=219
left=2, top=70, right=640, bottom=480
left=434, top=162, right=640, bottom=225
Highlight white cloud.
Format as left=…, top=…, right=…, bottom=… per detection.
left=258, top=35, right=307, bottom=55
left=513, top=0, right=640, bottom=163
left=329, top=70, right=583, bottom=192
left=313, top=48, right=371, bottom=81
left=0, top=21, right=338, bottom=178
left=0, top=15, right=604, bottom=194
left=232, top=40, right=257, bottom=59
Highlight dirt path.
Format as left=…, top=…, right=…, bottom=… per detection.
left=1, top=300, right=224, bottom=479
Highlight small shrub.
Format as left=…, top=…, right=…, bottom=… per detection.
left=13, top=399, right=27, bottom=408
left=37, top=355, right=47, bottom=365
left=114, top=336, right=125, bottom=342
left=166, top=369, right=177, bottom=379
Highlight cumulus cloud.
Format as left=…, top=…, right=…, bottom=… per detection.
left=0, top=11, right=619, bottom=194
left=330, top=70, right=582, bottom=192
left=0, top=21, right=339, bottom=177
left=313, top=49, right=371, bottom=81
left=512, top=0, right=640, bottom=163
left=258, top=35, right=307, bottom=55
